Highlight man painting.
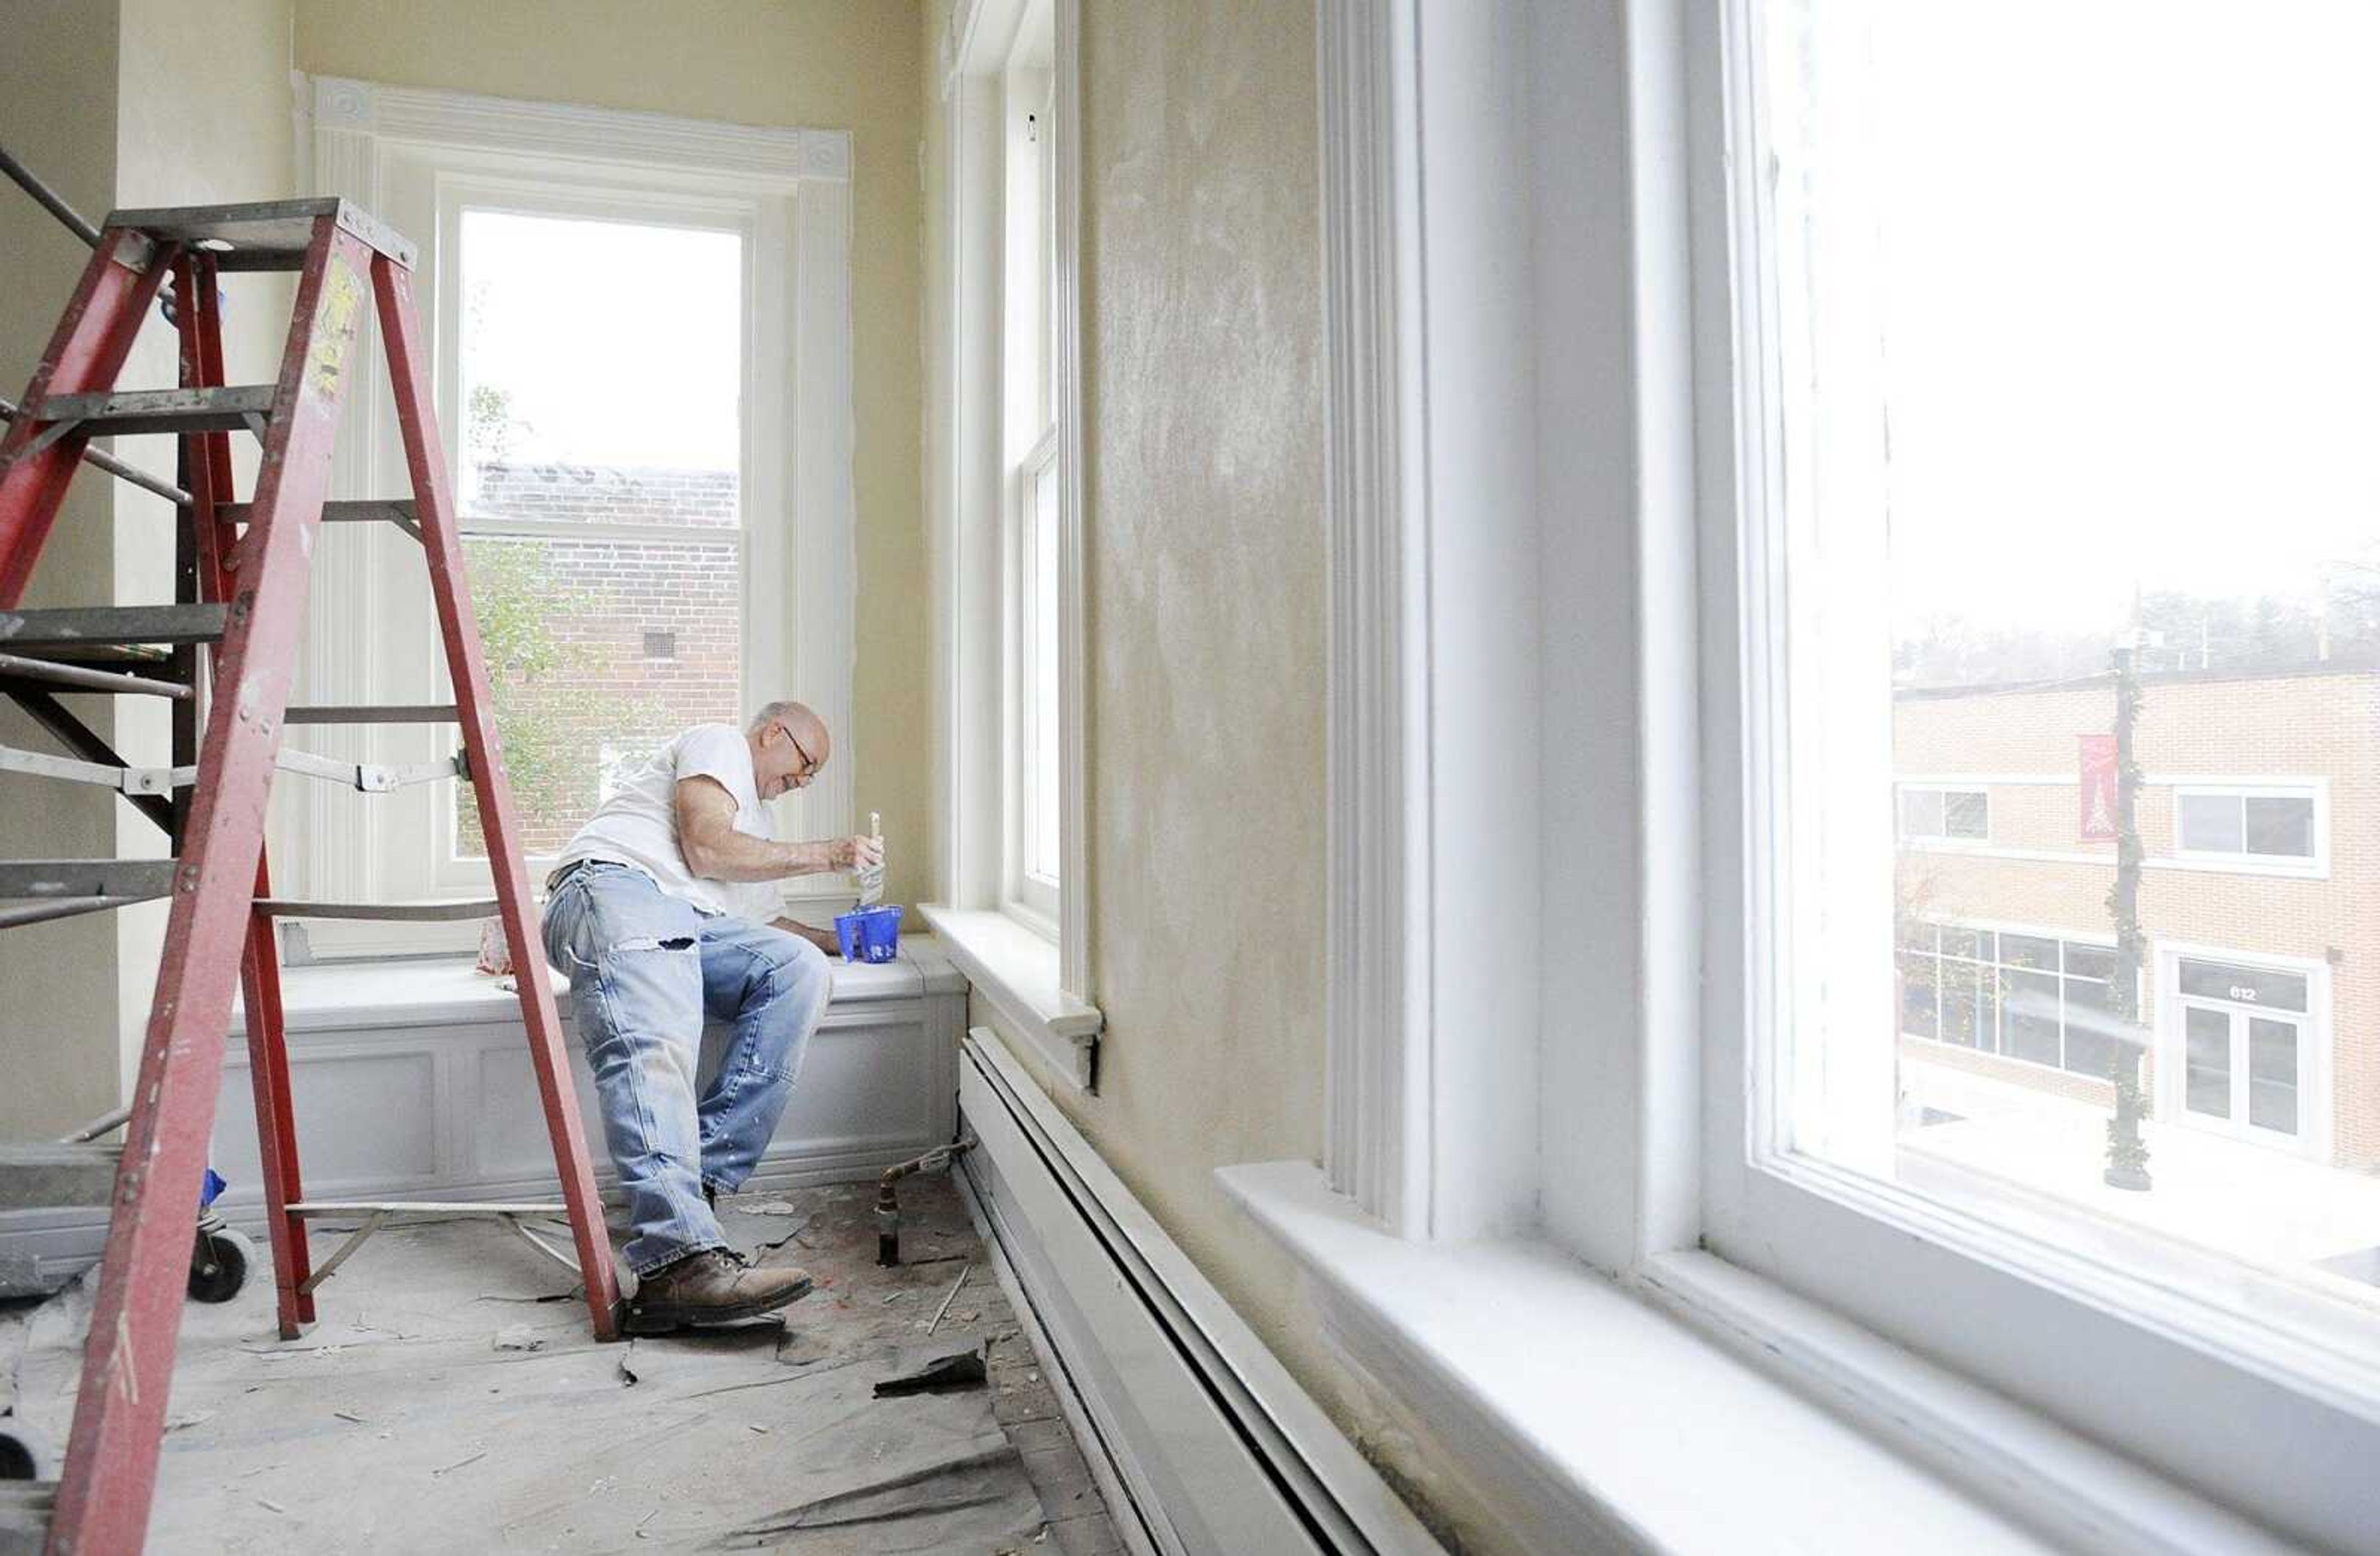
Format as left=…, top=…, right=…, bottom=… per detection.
left=541, top=701, right=881, bottom=1332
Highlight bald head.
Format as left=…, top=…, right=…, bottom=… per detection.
left=747, top=699, right=829, bottom=799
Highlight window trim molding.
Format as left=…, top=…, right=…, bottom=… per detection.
left=293, top=74, right=857, bottom=950
left=1317, top=0, right=1432, bottom=1234
left=929, top=0, right=1099, bottom=1084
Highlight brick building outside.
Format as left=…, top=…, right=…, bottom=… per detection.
left=1895, top=666, right=2380, bottom=1175
left=459, top=459, right=743, bottom=855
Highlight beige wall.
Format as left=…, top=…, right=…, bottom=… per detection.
left=927, top=0, right=1472, bottom=1543
left=0, top=0, right=295, bottom=1134
left=293, top=0, right=933, bottom=911
left=0, top=2, right=125, bottom=1138
left=111, top=0, right=300, bottom=1085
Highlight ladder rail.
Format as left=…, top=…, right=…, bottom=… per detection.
left=46, top=217, right=372, bottom=1556
left=372, top=252, right=623, bottom=1342
left=0, top=198, right=626, bottom=1555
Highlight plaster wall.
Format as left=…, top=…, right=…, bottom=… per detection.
left=109, top=0, right=301, bottom=1090
left=924, top=0, right=1491, bottom=1537
left=293, top=0, right=933, bottom=912
left=0, top=2, right=123, bottom=1138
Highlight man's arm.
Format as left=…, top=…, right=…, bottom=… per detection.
left=772, top=917, right=842, bottom=955
left=674, top=776, right=881, bottom=882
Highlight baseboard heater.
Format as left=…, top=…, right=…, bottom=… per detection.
left=956, top=1029, right=1437, bottom=1555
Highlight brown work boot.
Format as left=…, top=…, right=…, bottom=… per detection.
left=625, top=1248, right=814, bottom=1334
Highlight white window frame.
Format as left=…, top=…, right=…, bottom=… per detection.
left=1220, top=2, right=2377, bottom=1550
left=921, top=0, right=1100, bottom=1089
left=2166, top=777, right=2329, bottom=878
left=289, top=76, right=856, bottom=957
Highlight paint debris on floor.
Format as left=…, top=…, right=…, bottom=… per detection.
left=0, top=1176, right=1121, bottom=1554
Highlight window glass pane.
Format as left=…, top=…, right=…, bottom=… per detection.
left=2061, top=944, right=2117, bottom=981
left=1758, top=0, right=2376, bottom=1354
left=456, top=535, right=741, bottom=857
left=2185, top=1007, right=2234, bottom=1120
left=2249, top=1018, right=2301, bottom=1135
left=2000, top=934, right=2058, bottom=971
left=1939, top=927, right=1987, bottom=961
left=1028, top=453, right=1062, bottom=883
left=2060, top=978, right=2118, bottom=1081
left=2244, top=795, right=2316, bottom=858
left=2179, top=793, right=2245, bottom=854
left=2003, top=969, right=2062, bottom=1067
left=1897, top=918, right=1937, bottom=952
left=1939, top=961, right=1982, bottom=1048
left=2177, top=958, right=2310, bottom=1014
left=454, top=210, right=744, bottom=857
left=458, top=210, right=741, bottom=524
left=1898, top=953, right=1937, bottom=1037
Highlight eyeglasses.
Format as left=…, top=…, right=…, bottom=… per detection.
left=779, top=723, right=822, bottom=779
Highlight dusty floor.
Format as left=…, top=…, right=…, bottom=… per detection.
left=1, top=1177, right=1120, bottom=1554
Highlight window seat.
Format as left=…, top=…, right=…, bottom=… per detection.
left=237, top=938, right=963, bottom=1034
left=0, top=939, right=964, bottom=1280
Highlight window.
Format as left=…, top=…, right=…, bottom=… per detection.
left=1005, top=18, right=1061, bottom=927
left=1898, top=924, right=2123, bottom=1081
left=922, top=0, right=1096, bottom=1082
left=286, top=76, right=855, bottom=955
left=1896, top=785, right=1987, bottom=842
left=2174, top=785, right=2320, bottom=867
left=450, top=208, right=745, bottom=862
left=1701, top=0, right=2380, bottom=1532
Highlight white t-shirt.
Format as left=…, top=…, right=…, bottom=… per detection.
left=552, top=724, right=782, bottom=921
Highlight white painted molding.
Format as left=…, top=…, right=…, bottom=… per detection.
left=1316, top=0, right=1432, bottom=1235
left=309, top=75, right=827, bottom=185
left=963, top=1037, right=1439, bottom=1554
left=920, top=903, right=1100, bottom=1090
left=935, top=1, right=1095, bottom=1007
left=1053, top=0, right=1091, bottom=1006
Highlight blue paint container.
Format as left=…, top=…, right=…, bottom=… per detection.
left=834, top=903, right=904, bottom=964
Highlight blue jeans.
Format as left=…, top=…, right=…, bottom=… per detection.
left=540, top=862, right=833, bottom=1275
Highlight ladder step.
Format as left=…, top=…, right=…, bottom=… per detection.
left=0, top=604, right=225, bottom=652
left=27, top=385, right=275, bottom=437
left=0, top=1143, right=122, bottom=1210
left=0, top=859, right=177, bottom=901
left=254, top=898, right=500, bottom=923
left=284, top=703, right=457, bottom=725
left=107, top=195, right=418, bottom=270
left=220, top=498, right=420, bottom=534
left=0, top=652, right=190, bottom=699
left=0, top=1480, right=56, bottom=1554
left=0, top=896, right=154, bottom=931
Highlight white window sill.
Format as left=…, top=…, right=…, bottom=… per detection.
left=232, top=938, right=964, bottom=1036
left=917, top=903, right=1101, bottom=1091
left=1217, top=1160, right=2284, bottom=1556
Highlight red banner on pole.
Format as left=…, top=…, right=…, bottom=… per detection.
left=2079, top=734, right=2118, bottom=841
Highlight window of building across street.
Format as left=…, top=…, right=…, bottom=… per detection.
left=1897, top=786, right=1988, bottom=842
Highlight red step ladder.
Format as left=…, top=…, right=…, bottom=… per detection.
left=0, top=197, right=620, bottom=1554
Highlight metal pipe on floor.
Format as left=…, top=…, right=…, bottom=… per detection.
left=875, top=1136, right=977, bottom=1266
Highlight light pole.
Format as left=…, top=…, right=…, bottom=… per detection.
left=2103, top=642, right=2153, bottom=1191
